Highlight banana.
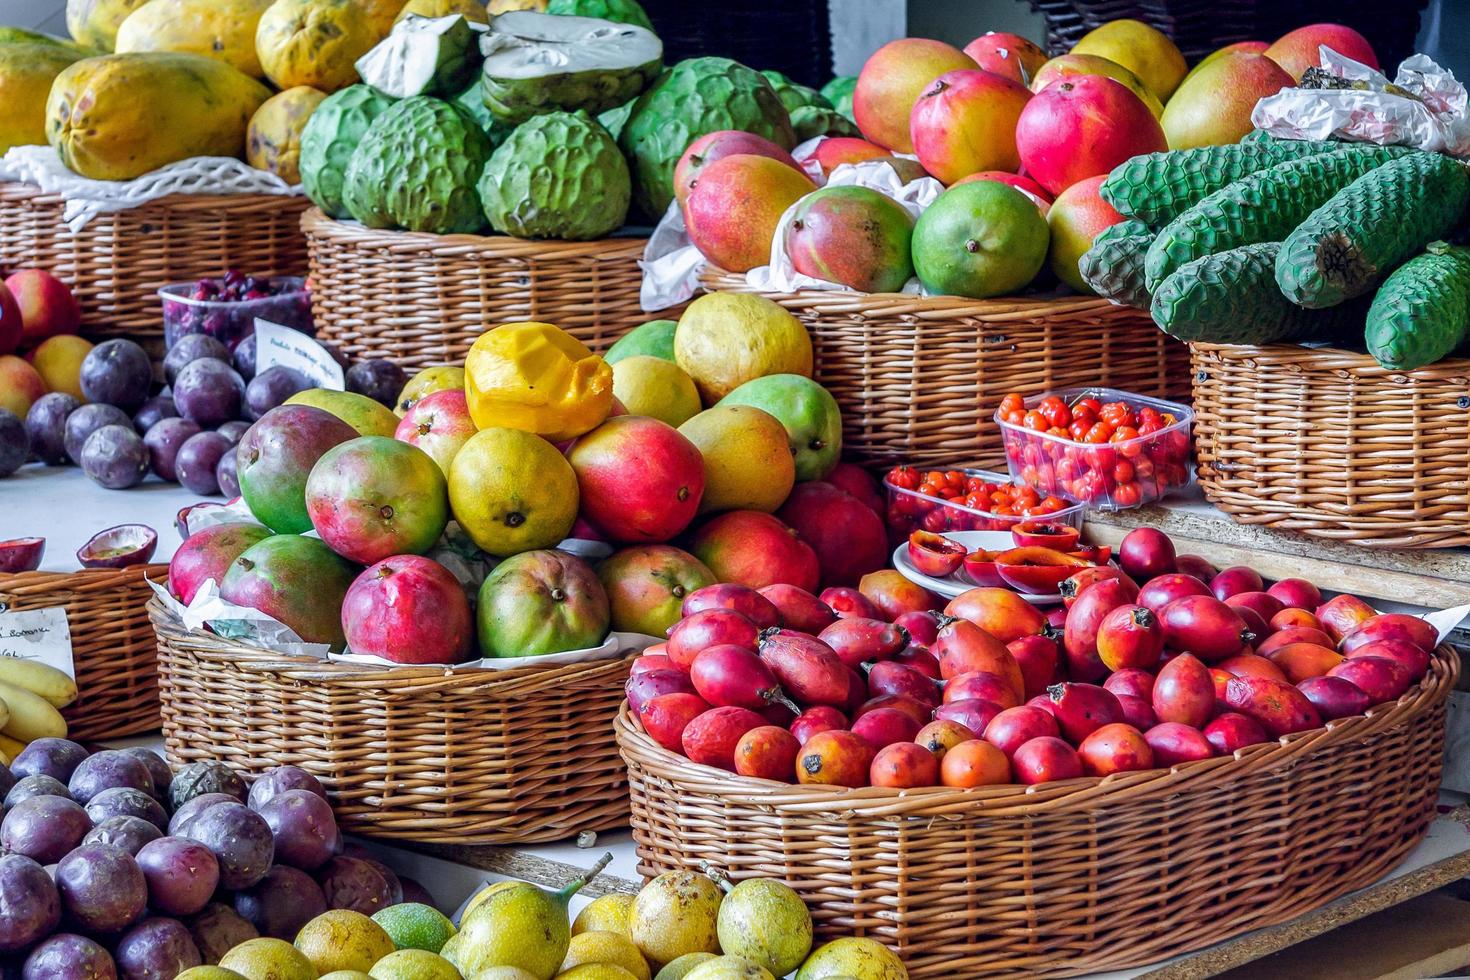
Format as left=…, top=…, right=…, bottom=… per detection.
left=0, top=658, right=78, bottom=708
left=0, top=732, right=25, bottom=765
left=0, top=680, right=67, bottom=742
left=0, top=695, right=9, bottom=732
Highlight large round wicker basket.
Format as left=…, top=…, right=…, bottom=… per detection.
left=700, top=269, right=1190, bottom=468
left=0, top=182, right=310, bottom=352
left=303, top=209, right=675, bottom=369
left=616, top=644, right=1457, bottom=979
left=150, top=598, right=633, bottom=844
left=0, top=566, right=165, bottom=742
left=1192, top=342, right=1470, bottom=548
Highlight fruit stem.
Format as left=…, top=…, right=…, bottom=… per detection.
left=557, top=851, right=613, bottom=903
left=698, top=861, right=735, bottom=894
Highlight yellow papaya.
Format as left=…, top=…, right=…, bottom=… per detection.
left=396, top=0, right=491, bottom=23
left=361, top=0, right=406, bottom=39
left=47, top=52, right=272, bottom=180
left=0, top=45, right=87, bottom=154
left=66, top=0, right=151, bottom=51
left=0, top=27, right=101, bottom=57
left=247, top=85, right=327, bottom=184
left=256, top=0, right=377, bottom=93
left=115, top=0, right=274, bottom=78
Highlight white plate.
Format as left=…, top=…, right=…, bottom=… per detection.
left=891, top=530, right=1065, bottom=604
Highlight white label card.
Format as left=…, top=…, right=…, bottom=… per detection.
left=0, top=607, right=75, bottom=679
left=254, top=318, right=346, bottom=390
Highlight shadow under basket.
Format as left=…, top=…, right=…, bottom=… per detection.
left=0, top=182, right=310, bottom=353
left=1191, top=342, right=1470, bottom=549
left=150, top=598, right=633, bottom=844
left=616, top=645, right=1457, bottom=979
left=0, top=565, right=165, bottom=742
left=303, top=208, right=677, bottom=370
left=699, top=268, right=1190, bottom=469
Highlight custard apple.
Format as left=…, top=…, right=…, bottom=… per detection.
left=544, top=0, right=654, bottom=31
left=342, top=95, right=492, bottom=233
left=761, top=69, right=832, bottom=114
left=821, top=75, right=856, bottom=122
left=790, top=105, right=859, bottom=142
left=299, top=84, right=397, bottom=217
left=479, top=110, right=629, bottom=240
left=619, top=56, right=795, bottom=217
left=479, top=11, right=662, bottom=125
left=355, top=13, right=483, bottom=98
left=451, top=78, right=515, bottom=146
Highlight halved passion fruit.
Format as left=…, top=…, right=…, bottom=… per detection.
left=961, top=550, right=1003, bottom=588
left=77, top=524, right=158, bottom=569
left=1010, top=520, right=1081, bottom=552
left=0, top=537, right=45, bottom=573
left=993, top=546, right=1094, bottom=595
left=907, top=530, right=966, bottom=577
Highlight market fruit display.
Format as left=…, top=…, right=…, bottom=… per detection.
left=1091, top=130, right=1470, bottom=367
left=631, top=526, right=1437, bottom=789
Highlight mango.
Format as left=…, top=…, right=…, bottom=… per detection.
left=66, top=0, right=151, bottom=51
left=116, top=0, right=273, bottom=77
left=285, top=388, right=400, bottom=437
left=256, top=0, right=377, bottom=93
left=47, top=52, right=271, bottom=180
left=0, top=45, right=86, bottom=154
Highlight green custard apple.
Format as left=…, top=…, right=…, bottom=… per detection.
left=479, top=109, right=630, bottom=239
left=342, top=95, right=492, bottom=234
left=545, top=0, right=655, bottom=31
left=299, top=84, right=397, bottom=217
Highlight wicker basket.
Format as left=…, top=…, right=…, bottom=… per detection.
left=0, top=565, right=165, bottom=742
left=1192, top=342, right=1470, bottom=548
left=618, top=645, right=1456, bottom=978
left=0, top=182, right=310, bottom=351
left=700, top=269, right=1190, bottom=468
left=150, top=598, right=634, bottom=844
left=303, top=209, right=674, bottom=370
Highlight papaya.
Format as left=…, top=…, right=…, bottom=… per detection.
left=0, top=44, right=87, bottom=154
left=361, top=0, right=407, bottom=38
left=397, top=0, right=492, bottom=23
left=247, top=86, right=328, bottom=184
left=0, top=27, right=101, bottom=56
left=47, top=52, right=272, bottom=180
left=66, top=0, right=152, bottom=51
left=115, top=0, right=274, bottom=78
left=256, top=0, right=378, bottom=93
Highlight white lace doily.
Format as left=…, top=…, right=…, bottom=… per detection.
left=0, top=145, right=303, bottom=232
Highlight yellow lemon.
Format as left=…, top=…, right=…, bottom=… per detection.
left=611, top=356, right=701, bottom=428
left=678, top=405, right=795, bottom=514
left=674, top=293, right=811, bottom=404
left=1070, top=19, right=1187, bottom=101
left=464, top=321, right=613, bottom=442
left=448, top=426, right=578, bottom=556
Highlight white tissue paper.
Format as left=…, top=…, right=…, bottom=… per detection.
left=0, top=146, right=303, bottom=231
left=148, top=578, right=333, bottom=659
left=638, top=137, right=944, bottom=308
left=1252, top=50, right=1470, bottom=157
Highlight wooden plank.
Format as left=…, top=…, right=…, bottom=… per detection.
left=1084, top=508, right=1470, bottom=608
left=1211, top=890, right=1470, bottom=980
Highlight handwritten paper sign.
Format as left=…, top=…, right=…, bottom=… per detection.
left=0, top=607, right=75, bottom=679
left=254, top=319, right=345, bottom=390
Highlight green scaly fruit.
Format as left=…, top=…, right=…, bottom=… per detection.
left=1277, top=151, right=1470, bottom=308
left=480, top=11, right=663, bottom=125
left=1365, top=242, right=1470, bottom=370
left=760, top=69, right=832, bottom=113
left=1100, top=137, right=1340, bottom=228
left=299, top=84, right=398, bottom=217
left=447, top=853, right=612, bottom=979
left=545, top=0, right=655, bottom=31
left=449, top=78, right=515, bottom=146
left=620, top=56, right=795, bottom=217
left=819, top=75, right=856, bottom=121
left=1079, top=220, right=1154, bottom=310
left=789, top=105, right=859, bottom=142
left=1152, top=241, right=1363, bottom=344
left=479, top=110, right=630, bottom=240
left=342, top=95, right=492, bottom=234
left=1144, top=144, right=1413, bottom=291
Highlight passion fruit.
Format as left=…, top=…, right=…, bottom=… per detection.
left=76, top=524, right=158, bottom=569
left=0, top=537, right=45, bottom=573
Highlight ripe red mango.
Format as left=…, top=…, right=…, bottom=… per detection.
left=1264, top=23, right=1378, bottom=81
left=1015, top=74, right=1166, bottom=195
left=909, top=68, right=1031, bottom=184
left=962, top=32, right=1048, bottom=86
left=853, top=38, right=977, bottom=152
left=683, top=155, right=816, bottom=272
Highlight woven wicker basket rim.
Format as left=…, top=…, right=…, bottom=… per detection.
left=0, top=563, right=167, bottom=596
left=617, top=644, right=1458, bottom=818
left=147, top=596, right=631, bottom=691
left=301, top=207, right=651, bottom=258
left=0, top=179, right=301, bottom=213
left=1191, top=341, right=1470, bottom=383
left=699, top=267, right=1128, bottom=320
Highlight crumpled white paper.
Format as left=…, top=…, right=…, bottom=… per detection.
left=638, top=137, right=943, bottom=308
left=0, top=145, right=303, bottom=231
left=178, top=497, right=258, bottom=539
left=1252, top=50, right=1470, bottom=157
